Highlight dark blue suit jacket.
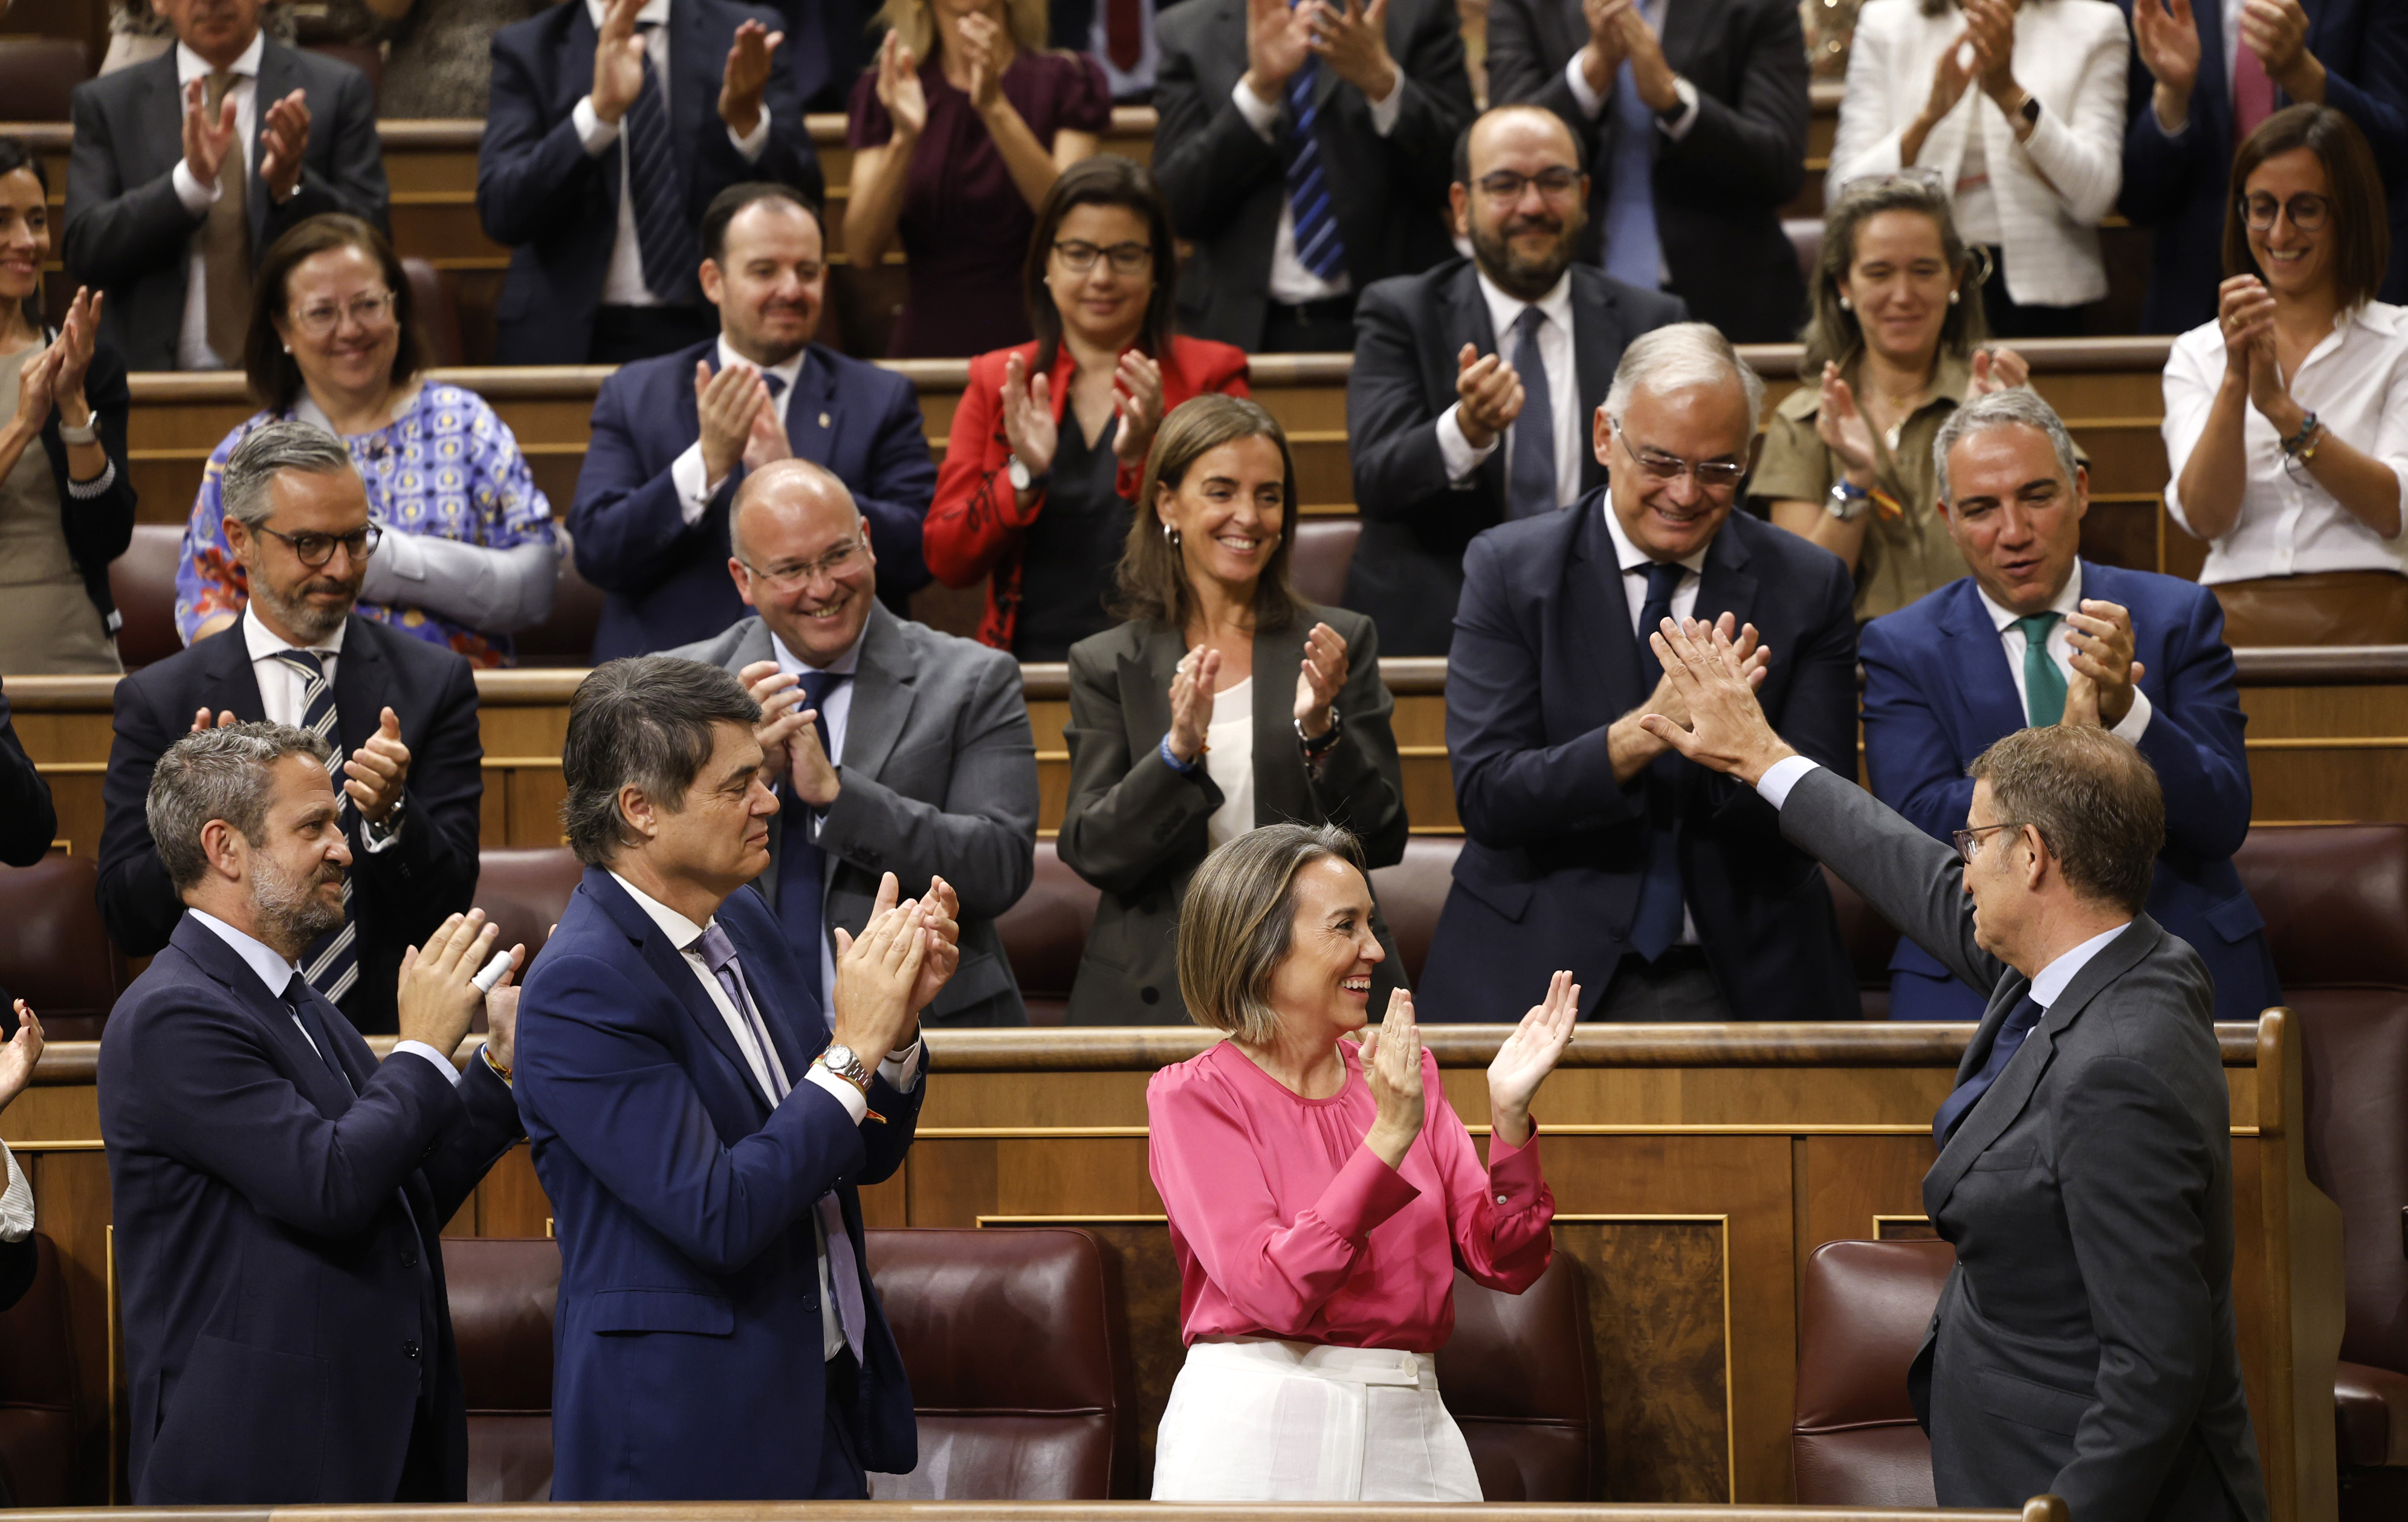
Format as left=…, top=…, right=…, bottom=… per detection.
left=2118, top=0, right=2408, bottom=332
left=477, top=0, right=823, bottom=365
left=1419, top=496, right=1863, bottom=1022
left=566, top=337, right=936, bottom=659
left=516, top=868, right=921, bottom=1500
left=99, top=915, right=524, bottom=1503
left=763, top=0, right=876, bottom=111
left=1861, top=563, right=2279, bottom=1025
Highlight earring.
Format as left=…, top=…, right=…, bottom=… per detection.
left=1163, top=524, right=1181, bottom=551
left=1838, top=296, right=1852, bottom=311
left=1947, top=291, right=1960, bottom=305
left=281, top=344, right=292, bottom=354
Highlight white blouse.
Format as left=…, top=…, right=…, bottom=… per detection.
left=2162, top=301, right=2408, bottom=585
left=1204, top=677, right=1255, bottom=850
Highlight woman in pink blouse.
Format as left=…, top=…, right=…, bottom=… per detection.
left=1145, top=822, right=1578, bottom=1502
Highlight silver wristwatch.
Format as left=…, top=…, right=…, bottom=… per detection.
left=1826, top=479, right=1871, bottom=522
left=58, top=416, right=99, bottom=445
left=820, top=1041, right=873, bottom=1092
left=1006, top=455, right=1047, bottom=493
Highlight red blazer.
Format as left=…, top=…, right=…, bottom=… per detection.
left=925, top=333, right=1250, bottom=650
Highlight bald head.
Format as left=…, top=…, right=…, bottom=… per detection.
left=727, top=460, right=878, bottom=667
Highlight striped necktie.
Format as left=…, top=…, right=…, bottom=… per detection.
left=271, top=649, right=360, bottom=1006
left=1282, top=55, right=1347, bottom=281
left=624, top=24, right=701, bottom=303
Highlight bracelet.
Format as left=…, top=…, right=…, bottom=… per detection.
left=2280, top=411, right=2323, bottom=459
left=1296, top=711, right=1341, bottom=759
left=480, top=1044, right=513, bottom=1086
left=1160, top=733, right=1202, bottom=773
left=57, top=416, right=99, bottom=445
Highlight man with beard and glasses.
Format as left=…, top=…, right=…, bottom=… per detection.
left=100, top=722, right=527, bottom=1503
left=99, top=422, right=484, bottom=1035
left=1344, top=103, right=1688, bottom=655
left=569, top=181, right=935, bottom=659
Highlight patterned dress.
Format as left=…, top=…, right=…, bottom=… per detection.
left=176, top=382, right=556, bottom=667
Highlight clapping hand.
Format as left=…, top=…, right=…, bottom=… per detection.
left=9, top=345, right=57, bottom=442
left=738, top=659, right=807, bottom=780
left=719, top=18, right=783, bottom=138
left=1920, top=29, right=1978, bottom=128
left=905, top=875, right=961, bottom=1014
left=480, top=943, right=528, bottom=1072
left=1578, top=0, right=1630, bottom=92
left=189, top=707, right=242, bottom=733
left=1487, top=970, right=1577, bottom=1147
left=955, top=11, right=1006, bottom=112
left=1606, top=0, right=1678, bottom=112
left=875, top=33, right=928, bottom=139
left=396, top=911, right=505, bottom=1059
left=1111, top=351, right=1167, bottom=471
left=1244, top=0, right=1315, bottom=100
left=742, top=385, right=792, bottom=472
left=832, top=872, right=932, bottom=1069
left=696, top=360, right=775, bottom=484
left=1454, top=343, right=1526, bottom=452
left=0, top=1001, right=42, bottom=1113
left=181, top=76, right=241, bottom=190
left=343, top=707, right=413, bottom=823
left=1000, top=352, right=1058, bottom=483
left=1293, top=621, right=1348, bottom=740
left=257, top=88, right=311, bottom=203
left=2132, top=0, right=2200, bottom=101
left=1813, top=362, right=1879, bottom=486
left=1963, top=0, right=2022, bottom=110
left=1165, top=643, right=1220, bottom=765
left=1359, top=987, right=1425, bottom=1168
left=47, top=288, right=102, bottom=415
left=1309, top=0, right=1397, bottom=102
left=591, top=0, right=648, bottom=123
left=2237, top=0, right=2311, bottom=88
left=2061, top=599, right=2144, bottom=728
left=1967, top=345, right=2029, bottom=397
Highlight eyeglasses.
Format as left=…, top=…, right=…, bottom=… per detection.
left=254, top=520, right=383, bottom=568
left=288, top=289, right=398, bottom=339
left=1470, top=167, right=1582, bottom=202
left=740, top=534, right=867, bottom=591
left=1616, top=432, right=1748, bottom=494
left=2239, top=192, right=2330, bottom=233
left=1950, top=821, right=2027, bottom=865
left=1052, top=241, right=1154, bottom=275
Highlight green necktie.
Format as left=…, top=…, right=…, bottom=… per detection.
left=2016, top=612, right=2067, bottom=727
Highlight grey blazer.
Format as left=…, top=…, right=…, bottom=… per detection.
left=65, top=42, right=389, bottom=372
left=1056, top=604, right=1409, bottom=1025
left=1781, top=765, right=2270, bottom=1521
left=667, top=605, right=1039, bottom=1028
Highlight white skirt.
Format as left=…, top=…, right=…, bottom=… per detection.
left=1150, top=1338, right=1483, bottom=1502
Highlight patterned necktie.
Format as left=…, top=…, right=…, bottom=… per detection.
left=1601, top=51, right=1663, bottom=290
left=200, top=67, right=252, bottom=364
left=271, top=649, right=360, bottom=1006
left=1507, top=306, right=1557, bottom=518
left=2014, top=613, right=2068, bottom=728
left=1628, top=560, right=1689, bottom=961
left=1281, top=51, right=1348, bottom=281
left=624, top=24, right=701, bottom=303
left=1932, top=995, right=2046, bottom=1145
left=693, top=921, right=865, bottom=1362
left=775, top=668, right=848, bottom=1016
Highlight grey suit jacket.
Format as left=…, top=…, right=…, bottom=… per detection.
left=667, top=605, right=1038, bottom=1027
left=1056, top=604, right=1409, bottom=1025
left=1781, top=764, right=2269, bottom=1521
left=64, top=42, right=390, bottom=372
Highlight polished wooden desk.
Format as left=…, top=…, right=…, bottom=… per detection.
left=7, top=1022, right=2339, bottom=1515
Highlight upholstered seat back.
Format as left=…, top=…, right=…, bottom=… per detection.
left=1791, top=1237, right=1953, bottom=1506
left=0, top=1234, right=79, bottom=1506
left=994, top=842, right=1101, bottom=1026
left=443, top=1236, right=560, bottom=1503
left=0, top=855, right=121, bottom=1041
left=1435, top=1254, right=1597, bottom=1500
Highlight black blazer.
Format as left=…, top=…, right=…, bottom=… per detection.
left=100, top=915, right=524, bottom=1504
left=1344, top=256, right=1688, bottom=656
left=95, top=612, right=485, bottom=1034
left=30, top=332, right=138, bottom=634
left=1781, top=766, right=2270, bottom=1520
left=0, top=682, right=57, bottom=870
left=63, top=44, right=389, bottom=372
left=477, top=0, right=823, bottom=364
left=1420, top=497, right=1861, bottom=1022
left=1151, top=0, right=1475, bottom=349
left=1057, top=604, right=1408, bottom=1024
left=1484, top=0, right=1809, bottom=342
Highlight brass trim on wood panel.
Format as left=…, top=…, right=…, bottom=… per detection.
left=2244, top=737, right=2408, bottom=751
left=976, top=1214, right=1167, bottom=1226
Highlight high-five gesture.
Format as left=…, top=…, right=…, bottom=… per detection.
left=1165, top=643, right=1221, bottom=765
left=1293, top=621, right=1350, bottom=739
left=182, top=76, right=241, bottom=191
left=1359, top=987, right=1425, bottom=1167
left=590, top=0, right=649, bottom=124
left=1310, top=0, right=1397, bottom=102
left=343, top=707, right=413, bottom=823
left=1487, top=970, right=1577, bottom=1147
left=720, top=18, right=784, bottom=138
left=1638, top=618, right=1797, bottom=786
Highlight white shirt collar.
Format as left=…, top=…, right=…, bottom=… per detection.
left=175, top=30, right=265, bottom=86
left=1473, top=268, right=1575, bottom=351
left=608, top=869, right=716, bottom=954
left=190, top=907, right=304, bottom=999
left=716, top=337, right=809, bottom=395
left=1599, top=491, right=1711, bottom=578
left=2028, top=920, right=2132, bottom=1009
left=586, top=0, right=672, bottom=31
left=769, top=621, right=866, bottom=678
left=242, top=604, right=348, bottom=662
left=1975, top=560, right=2085, bottom=635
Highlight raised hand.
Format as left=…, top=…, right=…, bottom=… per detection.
left=1963, top=0, right=2021, bottom=109
left=1111, top=350, right=1167, bottom=471
left=591, top=0, right=649, bottom=123
left=1813, top=362, right=1879, bottom=485
left=395, top=910, right=503, bottom=1058
left=742, top=382, right=792, bottom=471
left=1636, top=613, right=1767, bottom=734
left=0, top=1000, right=42, bottom=1113
left=48, top=288, right=102, bottom=407
left=2132, top=0, right=2201, bottom=102
left=181, top=76, right=241, bottom=190
left=2063, top=599, right=2144, bottom=727
left=875, top=32, right=928, bottom=140
left=1919, top=30, right=1977, bottom=132
left=1244, top=0, right=1313, bottom=100
left=1359, top=987, right=1425, bottom=1168
left=1000, top=352, right=1059, bottom=481
left=696, top=360, right=768, bottom=484
left=1310, top=0, right=1397, bottom=102
left=1637, top=617, right=1798, bottom=785
left=1293, top=621, right=1349, bottom=738
left=257, top=88, right=311, bottom=203
left=1578, top=0, right=1631, bottom=93
left=831, top=871, right=930, bottom=1069
left=905, top=875, right=961, bottom=1014
left=1165, top=643, right=1220, bottom=764
left=1455, top=343, right=1526, bottom=452
left=343, top=706, right=412, bottom=823
left=1967, top=344, right=2030, bottom=397
left=720, top=18, right=783, bottom=137
left=2238, top=0, right=2311, bottom=88
left=955, top=11, right=1006, bottom=112
left=738, top=659, right=807, bottom=780
left=1487, top=970, right=1577, bottom=1146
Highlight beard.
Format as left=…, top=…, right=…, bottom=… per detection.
left=1471, top=208, right=1584, bottom=302
left=251, top=850, right=346, bottom=953
left=250, top=572, right=357, bottom=644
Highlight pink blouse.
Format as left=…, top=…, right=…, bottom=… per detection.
left=1147, top=1038, right=1555, bottom=1353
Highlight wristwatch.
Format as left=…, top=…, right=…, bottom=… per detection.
left=1006, top=455, right=1048, bottom=493
left=2016, top=92, right=2042, bottom=130
left=820, top=1041, right=873, bottom=1095
left=1826, top=479, right=1872, bottom=522
left=57, top=415, right=99, bottom=445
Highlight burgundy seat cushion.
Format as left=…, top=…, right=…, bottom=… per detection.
left=0, top=855, right=121, bottom=1041
left=1792, top=1237, right=1954, bottom=1507
left=2233, top=823, right=2408, bottom=989
left=0, top=39, right=90, bottom=122
left=2338, top=1360, right=2408, bottom=1469
left=1289, top=519, right=1361, bottom=609
left=994, top=841, right=1100, bottom=1026
left=1369, top=835, right=1461, bottom=989
left=1435, top=1254, right=1596, bottom=1500
left=443, top=1237, right=560, bottom=1503
left=0, top=1234, right=80, bottom=1506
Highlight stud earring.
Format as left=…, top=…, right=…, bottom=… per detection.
left=1947, top=290, right=1961, bottom=305
left=1838, top=296, right=1852, bottom=311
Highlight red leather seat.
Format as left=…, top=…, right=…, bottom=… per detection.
left=1368, top=834, right=1458, bottom=989
left=109, top=523, right=188, bottom=671
left=995, top=840, right=1100, bottom=1026
left=1791, top=1237, right=1953, bottom=1506
left=476, top=847, right=581, bottom=962
left=1289, top=519, right=1361, bottom=609
left=866, top=1226, right=1123, bottom=1499
left=442, top=1236, right=560, bottom=1503
left=0, top=854, right=123, bottom=1041
left=403, top=258, right=465, bottom=369
left=0, top=1234, right=81, bottom=1505
left=1436, top=1254, right=1597, bottom=1500
left=0, top=39, right=89, bottom=121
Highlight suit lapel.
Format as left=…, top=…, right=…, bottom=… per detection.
left=212, top=615, right=273, bottom=722
left=329, top=617, right=389, bottom=762
left=1570, top=269, right=1617, bottom=496
left=1119, top=626, right=1183, bottom=755
left=1443, top=264, right=1509, bottom=502
left=586, top=869, right=772, bottom=1117
left=1692, top=519, right=1756, bottom=646
left=668, top=1, right=710, bottom=181
left=172, top=915, right=356, bottom=1115
left=1567, top=502, right=1644, bottom=719
left=141, top=54, right=186, bottom=194
left=1938, top=581, right=2030, bottom=742
left=839, top=604, right=916, bottom=781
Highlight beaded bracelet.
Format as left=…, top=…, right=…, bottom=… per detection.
left=2279, top=411, right=2323, bottom=459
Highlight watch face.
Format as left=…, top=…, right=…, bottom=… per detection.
left=1007, top=457, right=1031, bottom=491
left=824, top=1043, right=858, bottom=1072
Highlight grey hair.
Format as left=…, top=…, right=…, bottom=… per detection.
left=221, top=420, right=356, bottom=529
left=560, top=657, right=763, bottom=866
left=1932, top=387, right=2081, bottom=505
left=1602, top=321, right=1767, bottom=429
left=146, top=722, right=334, bottom=892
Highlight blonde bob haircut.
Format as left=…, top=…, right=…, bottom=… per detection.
left=874, top=0, right=1048, bottom=60
left=1177, top=823, right=1365, bottom=1046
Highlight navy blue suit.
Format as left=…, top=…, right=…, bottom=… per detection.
left=765, top=0, right=877, bottom=111
left=477, top=0, right=823, bottom=365
left=100, top=915, right=523, bottom=1503
left=1419, top=496, right=1863, bottom=1022
left=2118, top=0, right=2408, bottom=332
left=1861, top=563, right=2279, bottom=1025
left=516, top=868, right=921, bottom=1500
left=567, top=338, right=936, bottom=659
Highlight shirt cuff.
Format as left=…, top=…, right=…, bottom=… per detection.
left=671, top=442, right=717, bottom=525
left=1366, top=74, right=1402, bottom=136
left=1485, top=1121, right=1544, bottom=1211
left=2152, top=102, right=2189, bottom=140
left=1659, top=77, right=1700, bottom=141
left=0, top=1142, right=30, bottom=1243
left=729, top=112, right=771, bottom=161
left=392, top=1039, right=466, bottom=1087
left=1756, top=753, right=1821, bottom=810
left=1564, top=51, right=1607, bottom=119
left=2111, top=686, right=2153, bottom=744
left=574, top=96, right=621, bottom=155
left=1322, top=1140, right=1423, bottom=1239
left=1436, top=404, right=1496, bottom=484
left=1232, top=74, right=1281, bottom=140
left=172, top=158, right=219, bottom=216
left=806, top=1063, right=870, bottom=1124
left=881, top=1035, right=925, bottom=1094
left=358, top=801, right=404, bottom=853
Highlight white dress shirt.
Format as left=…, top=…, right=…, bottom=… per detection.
left=189, top=907, right=462, bottom=1083
left=1602, top=500, right=1706, bottom=943
left=574, top=0, right=772, bottom=308
left=172, top=32, right=265, bottom=371
left=1972, top=562, right=2153, bottom=743
left=0, top=1142, right=30, bottom=1243
left=1229, top=70, right=1402, bottom=305
left=2162, top=302, right=2408, bottom=583
left=671, top=338, right=810, bottom=517
left=768, top=621, right=865, bottom=1010
left=239, top=609, right=403, bottom=852
left=1203, top=676, right=1256, bottom=848
left=1436, top=268, right=1583, bottom=509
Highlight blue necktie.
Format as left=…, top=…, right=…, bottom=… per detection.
left=1932, top=995, right=2047, bottom=1146
left=1602, top=55, right=1664, bottom=289
left=775, top=668, right=847, bottom=1014
left=624, top=25, right=701, bottom=303
left=270, top=649, right=360, bottom=1008
left=1507, top=306, right=1557, bottom=518
left=282, top=971, right=357, bottom=1093
left=1281, top=51, right=1348, bottom=281
left=1628, top=560, right=1688, bottom=961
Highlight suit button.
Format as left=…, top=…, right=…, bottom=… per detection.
left=403, top=1339, right=421, bottom=1361
left=401, top=1243, right=417, bottom=1267
left=1140, top=986, right=1159, bottom=1005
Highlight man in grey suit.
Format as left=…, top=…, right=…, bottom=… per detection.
left=64, top=0, right=388, bottom=371
left=667, top=459, right=1038, bottom=1027
left=1639, top=616, right=2269, bottom=1521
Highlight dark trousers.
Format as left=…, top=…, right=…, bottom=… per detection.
left=1591, top=945, right=1733, bottom=1022
left=812, top=1350, right=869, bottom=1498
left=393, top=1397, right=447, bottom=1502
left=1258, top=294, right=1358, bottom=353
left=589, top=304, right=719, bottom=364
left=1978, top=251, right=2087, bottom=339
